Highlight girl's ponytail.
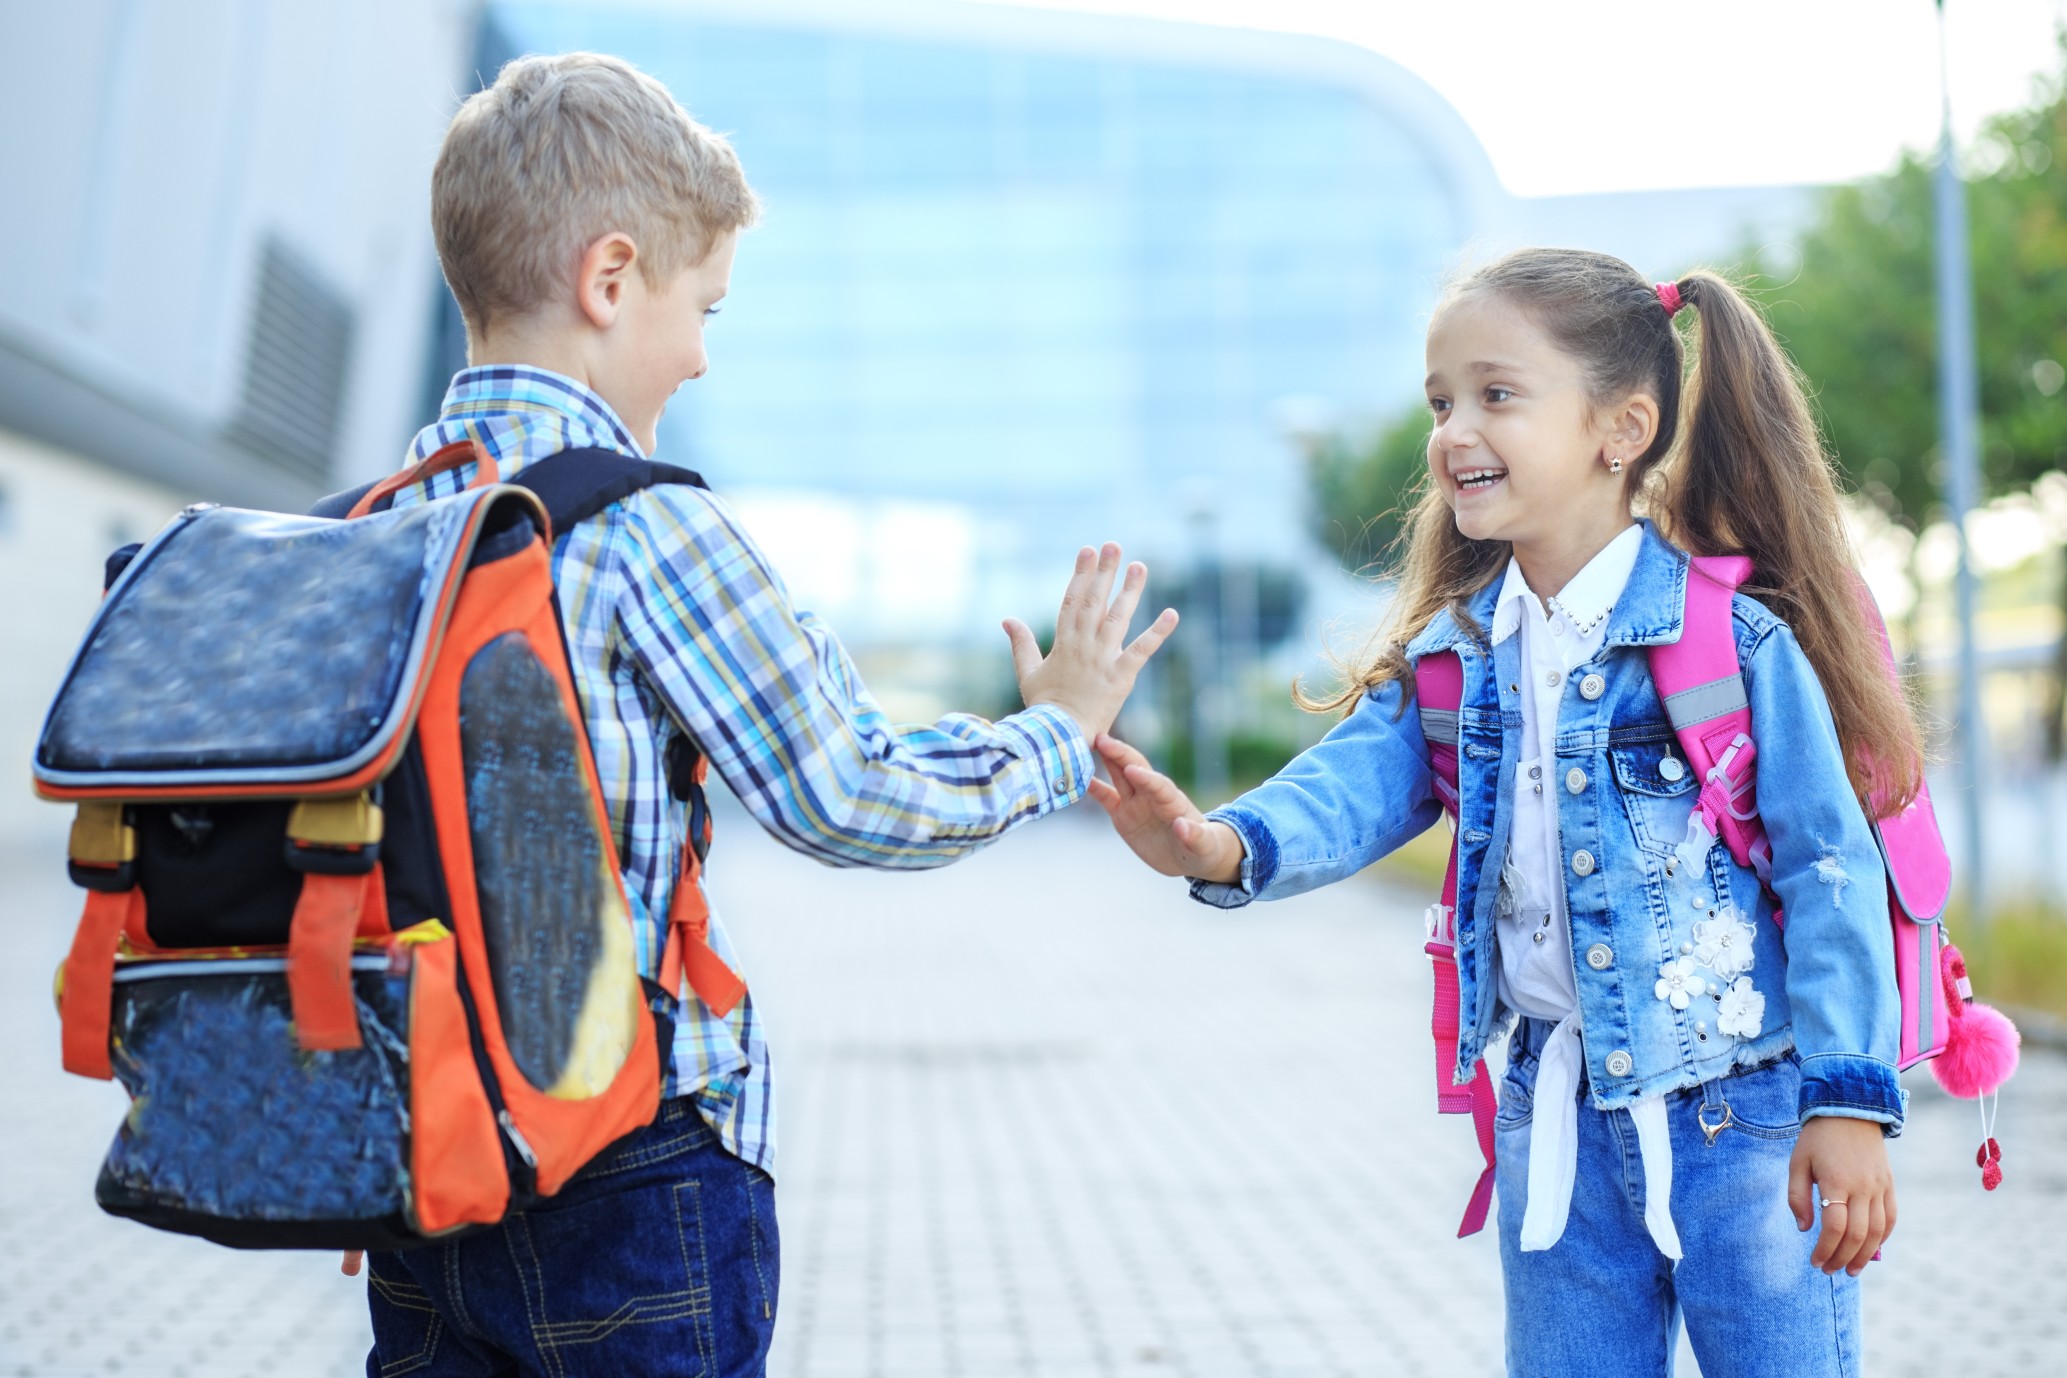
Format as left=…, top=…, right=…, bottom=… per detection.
left=1662, top=271, right=1924, bottom=815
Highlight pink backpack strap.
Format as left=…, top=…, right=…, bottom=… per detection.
left=1852, top=583, right=1953, bottom=921
left=1648, top=555, right=1774, bottom=885
left=1412, top=650, right=1497, bottom=1238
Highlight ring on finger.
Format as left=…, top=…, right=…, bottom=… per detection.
left=1819, top=1197, right=1846, bottom=1209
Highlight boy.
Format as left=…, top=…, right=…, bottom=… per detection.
left=351, top=52, right=1175, bottom=1376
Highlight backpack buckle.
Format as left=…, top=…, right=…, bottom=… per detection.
left=67, top=801, right=136, bottom=892
left=285, top=793, right=384, bottom=875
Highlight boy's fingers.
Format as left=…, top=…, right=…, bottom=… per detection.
left=1057, top=546, right=1097, bottom=624
left=341, top=1250, right=364, bottom=1277
left=1002, top=619, right=1043, bottom=681
left=1103, top=562, right=1147, bottom=645
left=1081, top=543, right=1122, bottom=635
left=1123, top=609, right=1180, bottom=667
left=1086, top=778, right=1122, bottom=813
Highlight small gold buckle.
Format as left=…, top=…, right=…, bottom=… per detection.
left=288, top=793, right=385, bottom=848
left=68, top=802, right=136, bottom=867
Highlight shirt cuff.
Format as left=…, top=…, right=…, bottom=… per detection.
left=1187, top=803, right=1277, bottom=908
left=1798, top=1052, right=1908, bottom=1137
left=998, top=703, right=1094, bottom=811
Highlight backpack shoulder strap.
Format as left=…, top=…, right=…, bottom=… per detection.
left=306, top=447, right=707, bottom=533
left=506, top=448, right=708, bottom=539
left=1648, top=554, right=1772, bottom=882
left=1409, top=648, right=1496, bottom=1238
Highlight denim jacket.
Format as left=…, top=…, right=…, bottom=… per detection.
left=1194, top=522, right=1906, bottom=1131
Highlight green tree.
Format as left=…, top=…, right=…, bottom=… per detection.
left=1304, top=405, right=1431, bottom=573
left=1737, top=41, right=2067, bottom=752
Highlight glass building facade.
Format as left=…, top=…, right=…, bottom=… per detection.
left=485, top=2, right=1501, bottom=645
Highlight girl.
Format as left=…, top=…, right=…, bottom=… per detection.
left=1091, top=249, right=1915, bottom=1377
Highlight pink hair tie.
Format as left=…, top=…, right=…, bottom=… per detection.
left=1656, top=281, right=1685, bottom=317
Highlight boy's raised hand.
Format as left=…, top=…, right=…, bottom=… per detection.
left=1005, top=543, right=1177, bottom=741
left=1085, top=734, right=1243, bottom=884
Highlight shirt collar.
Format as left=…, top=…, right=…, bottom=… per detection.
left=1491, top=522, right=1645, bottom=645
left=421, top=364, right=645, bottom=461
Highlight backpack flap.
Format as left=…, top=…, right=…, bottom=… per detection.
left=1873, top=783, right=1953, bottom=923
left=33, top=487, right=544, bottom=800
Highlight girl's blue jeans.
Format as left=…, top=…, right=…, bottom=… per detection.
left=363, top=1097, right=779, bottom=1377
left=1497, top=1018, right=1862, bottom=1378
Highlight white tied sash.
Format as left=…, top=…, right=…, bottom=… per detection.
left=1517, top=1015, right=1684, bottom=1261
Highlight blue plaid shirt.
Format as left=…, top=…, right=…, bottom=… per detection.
left=392, top=366, right=1092, bottom=1173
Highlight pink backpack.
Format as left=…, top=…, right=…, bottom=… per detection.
left=1415, top=554, right=2019, bottom=1238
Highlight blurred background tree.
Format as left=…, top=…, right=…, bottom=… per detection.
left=1740, top=39, right=2067, bottom=756
left=1304, top=406, right=1431, bottom=574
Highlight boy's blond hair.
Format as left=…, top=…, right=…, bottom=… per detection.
left=433, top=52, right=759, bottom=335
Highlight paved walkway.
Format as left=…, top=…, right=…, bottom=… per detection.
left=1, top=806, right=2061, bottom=1375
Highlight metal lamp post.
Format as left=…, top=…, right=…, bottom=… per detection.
left=1933, top=0, right=1988, bottom=923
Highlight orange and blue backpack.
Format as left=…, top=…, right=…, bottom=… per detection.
left=35, top=443, right=740, bottom=1250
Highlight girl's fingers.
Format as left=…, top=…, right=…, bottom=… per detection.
left=1786, top=1144, right=1814, bottom=1232
left=1851, top=1197, right=1888, bottom=1276
left=1122, top=761, right=1194, bottom=821
left=1095, top=733, right=1151, bottom=773
left=1810, top=1200, right=1846, bottom=1271
left=1836, top=1197, right=1872, bottom=1276
left=1086, top=777, right=1122, bottom=814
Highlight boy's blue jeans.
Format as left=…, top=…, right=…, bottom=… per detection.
left=1496, top=1018, right=1861, bottom=1378
left=364, top=1098, right=779, bottom=1377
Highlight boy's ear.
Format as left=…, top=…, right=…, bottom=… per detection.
left=575, top=232, right=640, bottom=329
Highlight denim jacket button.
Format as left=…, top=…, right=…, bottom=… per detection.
left=1585, top=942, right=1613, bottom=970
left=1660, top=757, right=1686, bottom=782
left=1605, top=1049, right=1634, bottom=1077
left=1579, top=673, right=1605, bottom=700
left=1565, top=767, right=1588, bottom=794
left=1570, top=849, right=1595, bottom=876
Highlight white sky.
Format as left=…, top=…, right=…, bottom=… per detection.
left=966, top=0, right=2067, bottom=196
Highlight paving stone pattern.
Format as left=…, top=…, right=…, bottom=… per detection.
left=1, top=808, right=2061, bottom=1376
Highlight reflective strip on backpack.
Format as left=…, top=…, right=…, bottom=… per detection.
left=1660, top=675, right=1748, bottom=730
left=1420, top=708, right=1459, bottom=746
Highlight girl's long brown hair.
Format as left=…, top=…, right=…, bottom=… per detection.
left=1309, top=248, right=1923, bottom=814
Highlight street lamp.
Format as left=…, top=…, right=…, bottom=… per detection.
left=1933, top=0, right=1987, bottom=923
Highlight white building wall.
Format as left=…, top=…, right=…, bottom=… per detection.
left=0, top=433, right=186, bottom=845
left=0, top=0, right=476, bottom=846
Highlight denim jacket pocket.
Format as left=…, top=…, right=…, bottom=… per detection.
left=1610, top=745, right=1698, bottom=856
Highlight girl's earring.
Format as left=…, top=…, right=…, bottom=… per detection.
left=1607, top=454, right=1624, bottom=474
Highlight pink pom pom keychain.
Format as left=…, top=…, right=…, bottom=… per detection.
left=1928, top=946, right=2020, bottom=1190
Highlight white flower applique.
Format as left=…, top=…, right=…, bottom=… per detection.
left=1655, top=958, right=1707, bottom=1010
left=1716, top=976, right=1767, bottom=1039
left=1691, top=914, right=1758, bottom=979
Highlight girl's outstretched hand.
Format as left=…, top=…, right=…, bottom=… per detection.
left=1085, top=734, right=1243, bottom=884
left=1789, top=1115, right=1896, bottom=1276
